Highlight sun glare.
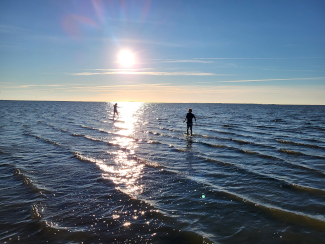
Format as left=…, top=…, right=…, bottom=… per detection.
left=118, top=50, right=135, bottom=67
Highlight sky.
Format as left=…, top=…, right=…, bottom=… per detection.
left=0, top=0, right=325, bottom=104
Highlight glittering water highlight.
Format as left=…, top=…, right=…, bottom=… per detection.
left=0, top=101, right=325, bottom=243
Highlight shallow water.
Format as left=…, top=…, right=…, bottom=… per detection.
left=1, top=101, right=325, bottom=244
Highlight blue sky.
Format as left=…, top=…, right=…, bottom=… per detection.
left=1, top=0, right=325, bottom=104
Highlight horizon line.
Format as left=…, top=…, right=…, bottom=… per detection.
left=1, top=99, right=324, bottom=106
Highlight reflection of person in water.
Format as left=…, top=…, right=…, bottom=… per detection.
left=184, top=108, right=196, bottom=136
left=113, top=103, right=118, bottom=116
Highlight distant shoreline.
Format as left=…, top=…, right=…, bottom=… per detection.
left=1, top=100, right=324, bottom=106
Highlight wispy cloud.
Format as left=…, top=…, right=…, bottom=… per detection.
left=194, top=57, right=325, bottom=60
left=69, top=71, right=217, bottom=76
left=19, top=84, right=63, bottom=88
left=163, top=59, right=212, bottom=63
left=216, top=77, right=325, bottom=83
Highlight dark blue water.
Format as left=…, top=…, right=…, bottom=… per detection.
left=1, top=101, right=325, bottom=243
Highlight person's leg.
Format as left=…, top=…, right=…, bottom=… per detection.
left=190, top=125, right=193, bottom=136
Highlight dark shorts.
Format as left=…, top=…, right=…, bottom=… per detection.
left=187, top=123, right=193, bottom=128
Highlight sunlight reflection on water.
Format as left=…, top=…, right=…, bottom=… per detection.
left=103, top=102, right=144, bottom=198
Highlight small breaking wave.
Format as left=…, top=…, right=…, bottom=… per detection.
left=147, top=140, right=161, bottom=144
left=74, top=151, right=100, bottom=164
left=72, top=133, right=84, bottom=137
left=81, top=125, right=92, bottom=129
left=137, top=157, right=164, bottom=168
left=168, top=145, right=187, bottom=152
left=31, top=203, right=42, bottom=220
left=84, top=135, right=103, bottom=142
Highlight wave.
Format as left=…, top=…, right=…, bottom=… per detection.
left=13, top=168, right=50, bottom=194
left=78, top=125, right=137, bottom=140
left=137, top=157, right=164, bottom=168
left=255, top=202, right=325, bottom=231
left=199, top=142, right=226, bottom=148
left=145, top=130, right=324, bottom=176
left=81, top=125, right=92, bottom=129
left=231, top=139, right=252, bottom=144
left=74, top=151, right=164, bottom=172
left=147, top=140, right=161, bottom=144
left=279, top=148, right=303, bottom=154
left=175, top=148, right=187, bottom=152
left=114, top=126, right=128, bottom=130
left=146, top=129, right=283, bottom=161
left=240, top=149, right=257, bottom=154
left=193, top=138, right=280, bottom=160
left=194, top=141, right=324, bottom=176
left=276, top=139, right=321, bottom=149
left=210, top=129, right=236, bottom=135
left=84, top=135, right=103, bottom=142
left=72, top=133, right=84, bottom=137
left=44, top=139, right=61, bottom=146
left=24, top=133, right=62, bottom=147
left=31, top=203, right=42, bottom=220
left=291, top=183, right=325, bottom=196
left=186, top=175, right=325, bottom=231
left=189, top=129, right=277, bottom=149
left=74, top=151, right=99, bottom=164
left=197, top=155, right=325, bottom=196
left=279, top=148, right=325, bottom=159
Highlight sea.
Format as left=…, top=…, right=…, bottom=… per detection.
left=0, top=101, right=324, bottom=244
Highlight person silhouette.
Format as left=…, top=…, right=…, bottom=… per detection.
left=184, top=108, right=196, bottom=136
left=113, top=103, right=118, bottom=117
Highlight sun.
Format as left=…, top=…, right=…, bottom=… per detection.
left=118, top=50, right=135, bottom=67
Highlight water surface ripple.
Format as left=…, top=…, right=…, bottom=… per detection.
left=1, top=101, right=325, bottom=243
